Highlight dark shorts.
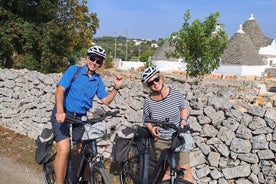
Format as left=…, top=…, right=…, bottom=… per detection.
left=51, top=107, right=85, bottom=143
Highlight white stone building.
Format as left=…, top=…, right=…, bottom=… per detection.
left=150, top=14, right=276, bottom=77
left=214, top=14, right=275, bottom=76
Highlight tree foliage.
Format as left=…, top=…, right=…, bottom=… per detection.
left=167, top=10, right=228, bottom=78
left=93, top=36, right=161, bottom=62
left=0, top=0, right=99, bottom=73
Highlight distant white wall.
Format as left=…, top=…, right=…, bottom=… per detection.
left=117, top=60, right=145, bottom=70
left=152, top=60, right=273, bottom=76
left=116, top=59, right=274, bottom=77
left=213, top=65, right=242, bottom=76
left=213, top=64, right=271, bottom=76
left=115, top=59, right=187, bottom=71
left=151, top=59, right=187, bottom=72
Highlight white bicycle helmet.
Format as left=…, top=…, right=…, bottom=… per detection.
left=87, top=45, right=106, bottom=59
left=141, top=67, right=160, bottom=84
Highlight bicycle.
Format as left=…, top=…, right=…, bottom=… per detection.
left=119, top=118, right=193, bottom=184
left=43, top=110, right=120, bottom=184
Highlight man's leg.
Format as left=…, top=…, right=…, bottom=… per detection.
left=55, top=138, right=70, bottom=184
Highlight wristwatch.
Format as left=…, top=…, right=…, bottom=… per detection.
left=114, top=86, right=120, bottom=91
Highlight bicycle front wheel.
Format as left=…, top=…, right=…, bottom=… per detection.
left=88, top=163, right=111, bottom=184
left=120, top=158, right=139, bottom=184
left=43, top=153, right=56, bottom=184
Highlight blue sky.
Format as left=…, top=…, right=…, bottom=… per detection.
left=88, top=0, right=276, bottom=40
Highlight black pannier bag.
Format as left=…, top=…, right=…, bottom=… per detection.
left=111, top=126, right=136, bottom=163
left=35, top=128, right=54, bottom=164
left=111, top=126, right=155, bottom=163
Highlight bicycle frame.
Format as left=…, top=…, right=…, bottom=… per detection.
left=43, top=110, right=119, bottom=184
left=120, top=120, right=192, bottom=184
left=149, top=148, right=178, bottom=184
left=121, top=136, right=176, bottom=184
left=43, top=132, right=109, bottom=184
left=138, top=137, right=151, bottom=184
left=74, top=140, right=96, bottom=183
left=75, top=139, right=106, bottom=182
left=58, top=128, right=102, bottom=183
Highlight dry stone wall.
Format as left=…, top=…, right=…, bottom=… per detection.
left=0, top=68, right=275, bottom=184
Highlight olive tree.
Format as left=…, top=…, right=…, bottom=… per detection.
left=167, top=10, right=228, bottom=78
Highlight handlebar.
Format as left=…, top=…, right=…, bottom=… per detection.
left=65, top=110, right=120, bottom=125
left=144, top=118, right=192, bottom=133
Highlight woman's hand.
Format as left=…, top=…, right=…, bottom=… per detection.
left=151, top=126, right=160, bottom=138
left=180, top=119, right=188, bottom=128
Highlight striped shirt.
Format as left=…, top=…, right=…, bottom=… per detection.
left=142, top=88, right=187, bottom=140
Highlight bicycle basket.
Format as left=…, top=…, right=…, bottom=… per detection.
left=81, top=121, right=106, bottom=140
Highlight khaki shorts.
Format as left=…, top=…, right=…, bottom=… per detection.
left=154, top=138, right=190, bottom=165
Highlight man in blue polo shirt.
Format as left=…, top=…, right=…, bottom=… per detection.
left=51, top=45, right=123, bottom=184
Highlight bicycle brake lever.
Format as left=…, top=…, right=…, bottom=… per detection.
left=180, top=124, right=193, bottom=133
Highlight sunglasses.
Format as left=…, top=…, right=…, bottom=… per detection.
left=89, top=56, right=103, bottom=65
left=147, top=76, right=160, bottom=86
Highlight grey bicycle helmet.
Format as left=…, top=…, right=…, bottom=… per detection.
left=141, top=67, right=160, bottom=84
left=87, top=45, right=106, bottom=59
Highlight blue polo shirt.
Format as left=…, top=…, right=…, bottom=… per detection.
left=57, top=65, right=108, bottom=114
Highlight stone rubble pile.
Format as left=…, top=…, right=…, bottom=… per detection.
left=0, top=68, right=275, bottom=184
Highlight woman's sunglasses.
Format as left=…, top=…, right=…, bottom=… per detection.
left=147, top=76, right=160, bottom=86
left=89, top=56, right=103, bottom=65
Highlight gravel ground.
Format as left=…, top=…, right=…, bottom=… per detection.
left=0, top=157, right=45, bottom=184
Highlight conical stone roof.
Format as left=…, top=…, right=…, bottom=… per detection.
left=153, top=14, right=272, bottom=67
left=221, top=28, right=264, bottom=66
left=243, top=14, right=273, bottom=49
left=151, top=39, right=178, bottom=61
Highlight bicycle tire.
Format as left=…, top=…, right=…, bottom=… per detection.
left=43, top=153, right=56, bottom=184
left=42, top=151, right=73, bottom=184
left=120, top=137, right=157, bottom=184
left=160, top=178, right=193, bottom=184
left=120, top=157, right=139, bottom=184
left=119, top=141, right=141, bottom=184
left=88, top=163, right=111, bottom=184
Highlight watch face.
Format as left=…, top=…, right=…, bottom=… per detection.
left=81, top=115, right=87, bottom=122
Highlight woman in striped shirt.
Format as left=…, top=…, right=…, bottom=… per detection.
left=141, top=67, right=194, bottom=183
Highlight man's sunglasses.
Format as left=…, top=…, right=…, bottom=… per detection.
left=89, top=56, right=103, bottom=65
left=147, top=76, right=160, bottom=86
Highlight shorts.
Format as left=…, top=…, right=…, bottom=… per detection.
left=51, top=107, right=85, bottom=143
left=154, top=138, right=190, bottom=165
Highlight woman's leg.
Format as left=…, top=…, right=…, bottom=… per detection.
left=178, top=152, right=194, bottom=183
left=154, top=139, right=171, bottom=181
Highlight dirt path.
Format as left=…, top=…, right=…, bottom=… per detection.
left=0, top=157, right=44, bottom=184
